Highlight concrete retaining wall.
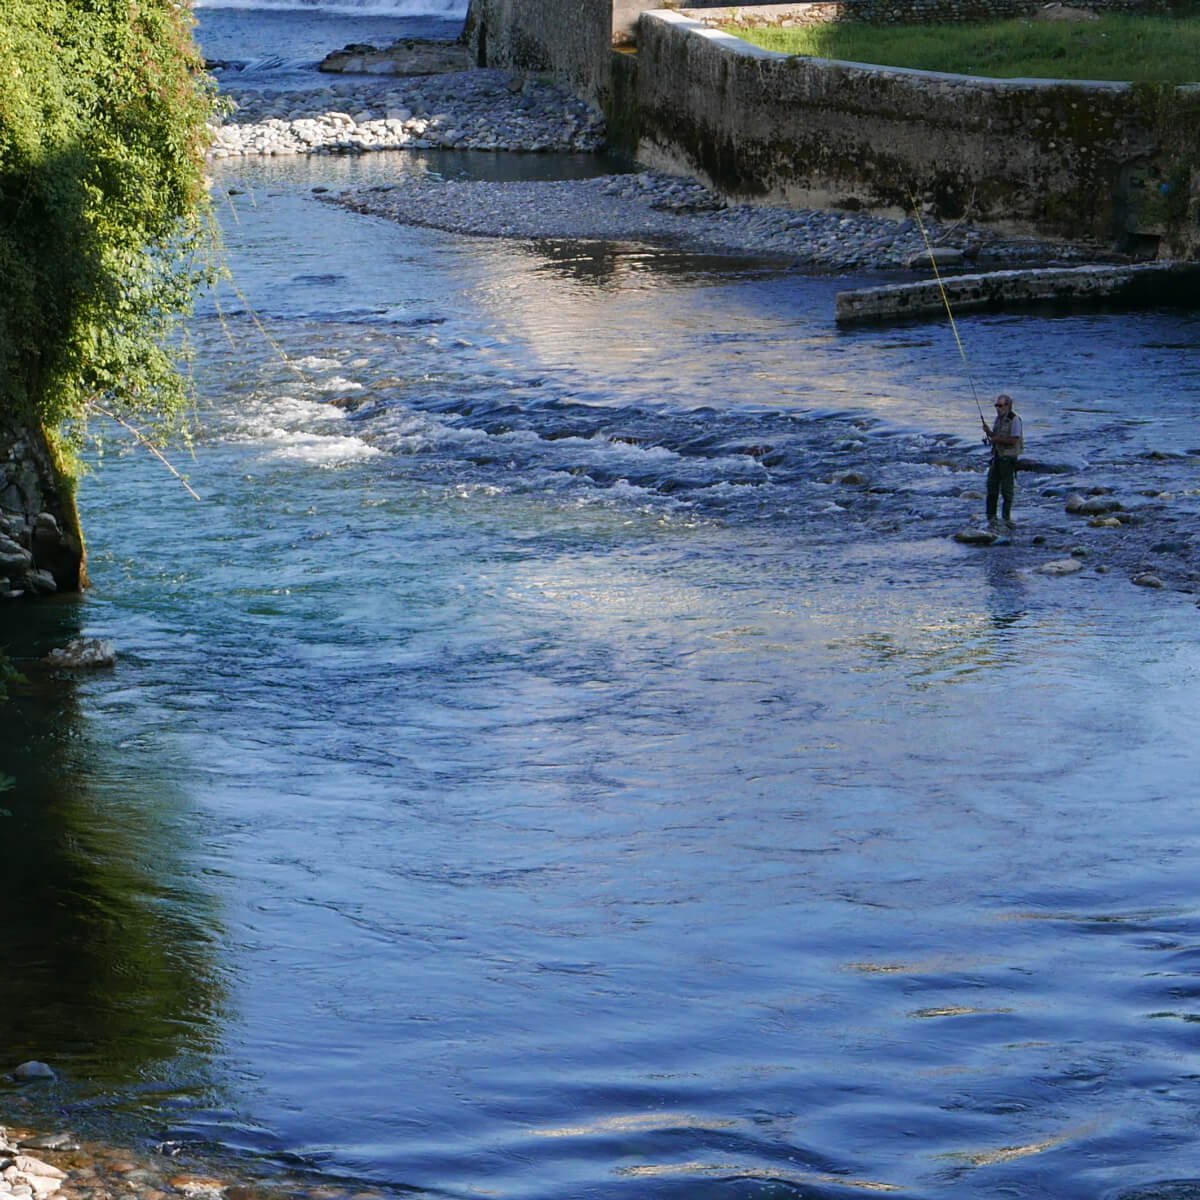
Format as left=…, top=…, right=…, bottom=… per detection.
left=464, top=0, right=1200, bottom=255
left=635, top=10, right=1200, bottom=252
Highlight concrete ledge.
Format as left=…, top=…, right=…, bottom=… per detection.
left=835, top=262, right=1200, bottom=324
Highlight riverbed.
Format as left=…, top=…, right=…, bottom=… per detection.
left=4, top=7, right=1200, bottom=1200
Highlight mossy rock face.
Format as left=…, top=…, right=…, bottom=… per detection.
left=0, top=414, right=85, bottom=595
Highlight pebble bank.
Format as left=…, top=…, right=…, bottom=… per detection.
left=210, top=69, right=605, bottom=158
left=209, top=68, right=1100, bottom=272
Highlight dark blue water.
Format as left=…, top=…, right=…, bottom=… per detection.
left=4, top=10, right=1200, bottom=1200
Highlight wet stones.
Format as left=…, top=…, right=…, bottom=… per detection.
left=41, top=640, right=117, bottom=670
left=0, top=1120, right=390, bottom=1200
left=1, top=415, right=87, bottom=597
left=1065, top=491, right=1122, bottom=516
left=953, top=526, right=998, bottom=545
left=0, top=1126, right=67, bottom=1200
left=0, top=531, right=33, bottom=576
left=208, top=69, right=605, bottom=158
left=0, top=514, right=65, bottom=599
left=1036, top=557, right=1086, bottom=575
left=16, top=1141, right=78, bottom=1156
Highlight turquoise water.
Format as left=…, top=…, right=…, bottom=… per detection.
left=5, top=17, right=1200, bottom=1200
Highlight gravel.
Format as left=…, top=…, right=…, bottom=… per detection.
left=210, top=67, right=1106, bottom=271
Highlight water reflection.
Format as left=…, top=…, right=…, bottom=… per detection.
left=522, top=238, right=786, bottom=288
left=0, top=606, right=223, bottom=1095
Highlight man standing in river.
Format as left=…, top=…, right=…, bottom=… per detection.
left=982, top=393, right=1023, bottom=525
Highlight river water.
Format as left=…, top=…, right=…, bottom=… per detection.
left=3, top=5, right=1200, bottom=1200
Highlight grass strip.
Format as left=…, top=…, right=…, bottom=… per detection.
left=721, top=14, right=1200, bottom=83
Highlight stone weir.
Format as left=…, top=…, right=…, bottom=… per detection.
left=835, top=261, right=1200, bottom=324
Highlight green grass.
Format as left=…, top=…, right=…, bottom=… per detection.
left=722, top=14, right=1200, bottom=83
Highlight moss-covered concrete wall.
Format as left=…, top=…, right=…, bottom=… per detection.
left=635, top=11, right=1200, bottom=253
left=464, top=0, right=1200, bottom=254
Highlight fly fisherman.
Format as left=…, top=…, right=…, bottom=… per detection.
left=982, top=393, right=1023, bottom=526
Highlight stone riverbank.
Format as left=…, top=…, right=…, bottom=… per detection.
left=2, top=1064, right=380, bottom=1200
left=325, top=168, right=1102, bottom=271
left=209, top=69, right=606, bottom=158
left=1, top=1118, right=371, bottom=1200
left=209, top=66, right=1103, bottom=272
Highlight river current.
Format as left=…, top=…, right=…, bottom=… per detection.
left=3, top=6, right=1200, bottom=1200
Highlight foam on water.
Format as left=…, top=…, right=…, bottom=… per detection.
left=209, top=387, right=381, bottom=466
left=262, top=429, right=382, bottom=464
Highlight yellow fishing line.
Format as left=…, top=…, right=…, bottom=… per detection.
left=909, top=195, right=985, bottom=420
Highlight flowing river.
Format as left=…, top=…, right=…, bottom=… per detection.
left=3, top=5, right=1200, bottom=1200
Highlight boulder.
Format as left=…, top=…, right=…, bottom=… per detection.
left=43, top=639, right=116, bottom=669
left=1036, top=557, right=1085, bottom=575
left=954, top=526, right=997, bottom=545
left=319, top=39, right=471, bottom=76
left=1065, top=493, right=1122, bottom=515
left=11, top=1061, right=56, bottom=1082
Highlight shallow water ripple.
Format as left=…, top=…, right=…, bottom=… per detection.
left=4, top=124, right=1200, bottom=1200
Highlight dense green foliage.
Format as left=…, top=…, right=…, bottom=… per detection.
left=724, top=14, right=1200, bottom=83
left=0, top=0, right=216, bottom=448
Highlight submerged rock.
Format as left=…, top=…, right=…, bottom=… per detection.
left=18, top=1135, right=81, bottom=1153
left=954, top=526, right=998, bottom=545
left=43, top=639, right=116, bottom=669
left=10, top=1061, right=56, bottom=1082
left=1036, top=557, right=1086, bottom=575
left=1066, top=493, right=1122, bottom=515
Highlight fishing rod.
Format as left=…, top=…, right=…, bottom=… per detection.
left=909, top=192, right=986, bottom=424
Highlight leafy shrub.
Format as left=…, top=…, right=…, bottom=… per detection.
left=0, top=0, right=217, bottom=458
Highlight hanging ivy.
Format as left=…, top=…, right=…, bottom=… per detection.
left=0, top=0, right=218, bottom=463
